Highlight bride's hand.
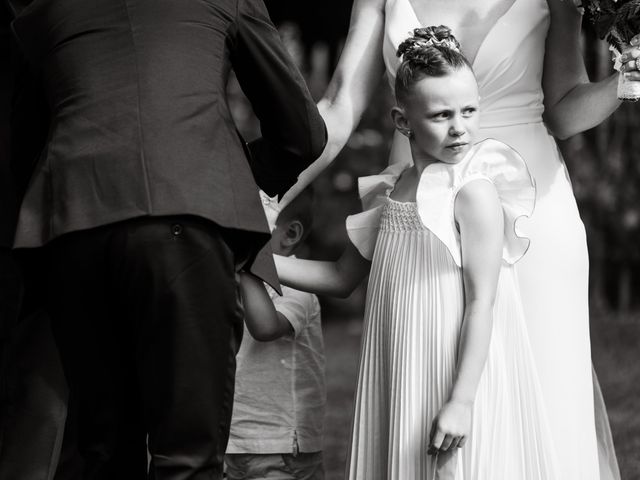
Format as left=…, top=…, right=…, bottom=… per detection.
left=618, top=35, right=640, bottom=81
left=428, top=400, right=472, bottom=455
left=567, top=0, right=585, bottom=15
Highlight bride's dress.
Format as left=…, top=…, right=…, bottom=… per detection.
left=383, top=0, right=620, bottom=479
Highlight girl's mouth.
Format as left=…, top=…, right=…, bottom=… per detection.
left=446, top=142, right=468, bottom=150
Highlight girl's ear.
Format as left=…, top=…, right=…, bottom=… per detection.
left=391, top=106, right=411, bottom=138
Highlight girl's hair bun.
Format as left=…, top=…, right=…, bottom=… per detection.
left=396, top=25, right=461, bottom=61
left=394, top=25, right=472, bottom=103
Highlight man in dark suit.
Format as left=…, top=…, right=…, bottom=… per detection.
left=6, top=0, right=326, bottom=478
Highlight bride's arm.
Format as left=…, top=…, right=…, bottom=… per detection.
left=279, top=0, right=387, bottom=207
left=274, top=242, right=371, bottom=298
left=542, top=0, right=639, bottom=139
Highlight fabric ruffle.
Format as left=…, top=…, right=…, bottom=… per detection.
left=345, top=162, right=407, bottom=260
left=418, top=138, right=535, bottom=266
left=346, top=139, right=535, bottom=266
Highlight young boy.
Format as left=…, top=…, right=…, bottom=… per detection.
left=226, top=188, right=325, bottom=480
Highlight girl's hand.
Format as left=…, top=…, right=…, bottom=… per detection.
left=428, top=400, right=472, bottom=455
left=618, top=35, right=640, bottom=81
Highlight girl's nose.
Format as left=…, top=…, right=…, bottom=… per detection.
left=449, top=123, right=465, bottom=137
left=449, top=115, right=465, bottom=137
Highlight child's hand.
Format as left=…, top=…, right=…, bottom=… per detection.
left=259, top=190, right=280, bottom=232
left=428, top=400, right=471, bottom=455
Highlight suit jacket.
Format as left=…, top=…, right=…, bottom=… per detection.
left=7, top=0, right=326, bottom=286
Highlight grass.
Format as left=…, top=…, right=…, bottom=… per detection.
left=321, top=312, right=640, bottom=479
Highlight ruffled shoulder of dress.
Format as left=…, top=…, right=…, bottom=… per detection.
left=345, top=162, right=408, bottom=261
left=417, top=138, right=536, bottom=267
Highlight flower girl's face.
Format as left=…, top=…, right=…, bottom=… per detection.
left=395, top=67, right=480, bottom=165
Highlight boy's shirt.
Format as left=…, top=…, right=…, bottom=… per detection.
left=227, top=283, right=325, bottom=454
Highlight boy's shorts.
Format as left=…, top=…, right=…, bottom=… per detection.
left=225, top=452, right=324, bottom=480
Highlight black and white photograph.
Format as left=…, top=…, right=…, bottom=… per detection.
left=1, top=0, right=639, bottom=479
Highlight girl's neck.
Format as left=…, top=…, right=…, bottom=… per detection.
left=410, top=146, right=440, bottom=176
left=388, top=152, right=439, bottom=203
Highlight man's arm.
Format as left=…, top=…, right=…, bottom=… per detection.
left=229, top=0, right=327, bottom=198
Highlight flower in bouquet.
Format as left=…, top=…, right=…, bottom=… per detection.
left=585, top=0, right=640, bottom=51
left=584, top=0, right=640, bottom=99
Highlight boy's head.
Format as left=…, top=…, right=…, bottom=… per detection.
left=270, top=187, right=314, bottom=257
left=391, top=26, right=480, bottom=165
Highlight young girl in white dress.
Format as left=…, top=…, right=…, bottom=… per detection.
left=276, top=27, right=560, bottom=480
left=271, top=1, right=628, bottom=476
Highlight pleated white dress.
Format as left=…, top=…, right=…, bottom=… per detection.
left=345, top=140, right=559, bottom=480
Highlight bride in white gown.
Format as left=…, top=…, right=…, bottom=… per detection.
left=274, top=0, right=636, bottom=478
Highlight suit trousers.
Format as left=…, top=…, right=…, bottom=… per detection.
left=45, top=216, right=245, bottom=480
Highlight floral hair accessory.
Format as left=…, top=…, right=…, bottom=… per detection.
left=397, top=26, right=463, bottom=60
left=401, top=36, right=461, bottom=57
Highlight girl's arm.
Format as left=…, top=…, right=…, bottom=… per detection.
left=542, top=0, right=640, bottom=139
left=279, top=0, right=386, bottom=207
left=238, top=272, right=293, bottom=341
left=429, top=180, right=504, bottom=454
left=275, top=242, right=371, bottom=298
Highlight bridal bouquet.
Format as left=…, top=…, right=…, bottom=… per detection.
left=583, top=0, right=640, bottom=100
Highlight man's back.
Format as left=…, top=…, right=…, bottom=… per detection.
left=10, top=0, right=325, bottom=249
left=6, top=1, right=326, bottom=478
